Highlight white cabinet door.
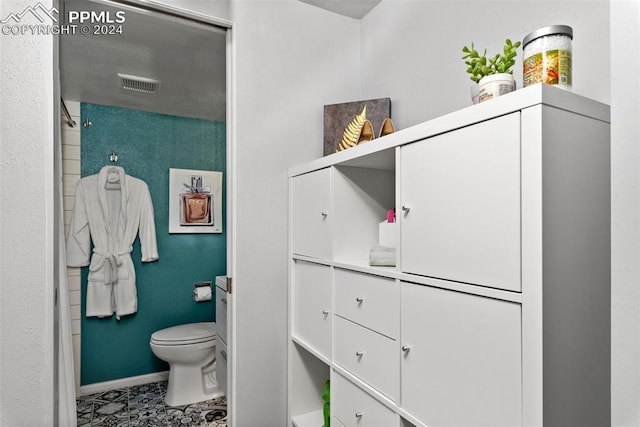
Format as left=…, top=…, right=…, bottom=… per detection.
left=293, top=261, right=332, bottom=359
left=215, top=286, right=227, bottom=345
left=401, top=113, right=521, bottom=292
left=291, top=168, right=331, bottom=259
left=400, top=282, right=522, bottom=427
left=215, top=339, right=227, bottom=395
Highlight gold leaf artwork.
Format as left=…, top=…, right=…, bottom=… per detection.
left=336, top=106, right=367, bottom=152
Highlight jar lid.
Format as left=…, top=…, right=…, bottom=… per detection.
left=523, top=25, right=573, bottom=47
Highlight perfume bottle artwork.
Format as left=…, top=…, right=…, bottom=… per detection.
left=180, top=175, right=213, bottom=226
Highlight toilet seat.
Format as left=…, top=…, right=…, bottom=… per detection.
left=151, top=322, right=216, bottom=346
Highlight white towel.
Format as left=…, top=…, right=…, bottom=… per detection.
left=369, top=245, right=396, bottom=267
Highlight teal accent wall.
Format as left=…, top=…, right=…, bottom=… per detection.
left=80, top=103, right=226, bottom=385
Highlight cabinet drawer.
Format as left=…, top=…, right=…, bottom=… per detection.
left=215, top=286, right=228, bottom=345
left=335, top=269, right=398, bottom=339
left=215, top=338, right=227, bottom=395
left=333, top=372, right=398, bottom=427
left=334, top=316, right=398, bottom=400
left=293, top=261, right=332, bottom=358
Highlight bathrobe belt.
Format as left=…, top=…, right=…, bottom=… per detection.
left=91, top=247, right=132, bottom=285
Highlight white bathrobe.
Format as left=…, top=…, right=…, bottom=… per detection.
left=66, top=166, right=159, bottom=319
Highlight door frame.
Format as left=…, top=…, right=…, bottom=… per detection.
left=54, top=0, right=237, bottom=423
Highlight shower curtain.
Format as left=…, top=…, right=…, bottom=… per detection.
left=57, top=109, right=77, bottom=426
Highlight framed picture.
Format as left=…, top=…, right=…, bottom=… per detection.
left=169, top=168, right=223, bottom=234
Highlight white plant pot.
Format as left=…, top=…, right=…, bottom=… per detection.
left=478, top=73, right=516, bottom=103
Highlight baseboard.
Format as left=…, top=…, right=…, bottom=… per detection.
left=79, top=371, right=169, bottom=396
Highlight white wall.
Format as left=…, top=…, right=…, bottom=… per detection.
left=0, top=0, right=55, bottom=425
left=611, top=1, right=640, bottom=425
left=150, top=1, right=361, bottom=425
left=360, top=0, right=610, bottom=129
left=229, top=3, right=359, bottom=425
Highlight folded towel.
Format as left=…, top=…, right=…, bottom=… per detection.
left=369, top=245, right=396, bottom=267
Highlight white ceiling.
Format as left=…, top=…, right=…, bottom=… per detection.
left=59, top=0, right=226, bottom=122
left=298, top=0, right=382, bottom=19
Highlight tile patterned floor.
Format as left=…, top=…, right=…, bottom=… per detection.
left=77, top=380, right=227, bottom=427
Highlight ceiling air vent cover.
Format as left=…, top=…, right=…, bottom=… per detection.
left=118, top=73, right=160, bottom=94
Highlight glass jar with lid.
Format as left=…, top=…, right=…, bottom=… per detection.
left=523, top=25, right=573, bottom=89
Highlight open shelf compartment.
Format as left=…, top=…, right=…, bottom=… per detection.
left=290, top=342, right=330, bottom=427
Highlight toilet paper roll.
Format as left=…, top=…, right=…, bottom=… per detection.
left=193, top=286, right=212, bottom=302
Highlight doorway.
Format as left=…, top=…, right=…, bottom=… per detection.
left=57, top=0, right=234, bottom=423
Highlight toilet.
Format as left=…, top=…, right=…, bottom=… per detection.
left=150, top=322, right=223, bottom=406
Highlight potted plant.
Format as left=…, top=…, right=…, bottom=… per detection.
left=462, top=38, right=521, bottom=103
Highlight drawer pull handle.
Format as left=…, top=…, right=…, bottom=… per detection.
left=355, top=412, right=363, bottom=418
left=355, top=351, right=364, bottom=358
left=402, top=345, right=412, bottom=352
left=322, top=309, right=329, bottom=315
left=402, top=205, right=411, bottom=215
left=221, top=298, right=227, bottom=304
left=355, top=297, right=364, bottom=303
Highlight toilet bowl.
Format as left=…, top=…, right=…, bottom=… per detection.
left=150, top=322, right=223, bottom=406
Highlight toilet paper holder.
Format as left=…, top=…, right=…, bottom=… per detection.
left=193, top=281, right=212, bottom=302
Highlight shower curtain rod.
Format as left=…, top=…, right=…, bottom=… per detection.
left=60, top=98, right=76, bottom=128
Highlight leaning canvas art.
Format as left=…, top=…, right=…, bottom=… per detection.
left=323, top=98, right=391, bottom=155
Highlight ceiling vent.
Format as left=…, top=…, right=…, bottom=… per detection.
left=118, top=73, right=160, bottom=94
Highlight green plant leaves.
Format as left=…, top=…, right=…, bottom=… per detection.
left=462, top=38, right=521, bottom=82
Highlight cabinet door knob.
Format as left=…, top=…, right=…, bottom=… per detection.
left=355, top=412, right=363, bottom=418
left=355, top=297, right=364, bottom=303
left=322, top=309, right=329, bottom=315
left=402, top=345, right=411, bottom=352
left=355, top=351, right=364, bottom=358
left=402, top=205, right=411, bottom=215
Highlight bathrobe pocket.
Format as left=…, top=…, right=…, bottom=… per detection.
left=88, top=252, right=130, bottom=283
left=117, top=255, right=131, bottom=280
left=88, top=256, right=106, bottom=283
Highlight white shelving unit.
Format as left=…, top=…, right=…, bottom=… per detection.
left=288, top=84, right=611, bottom=427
